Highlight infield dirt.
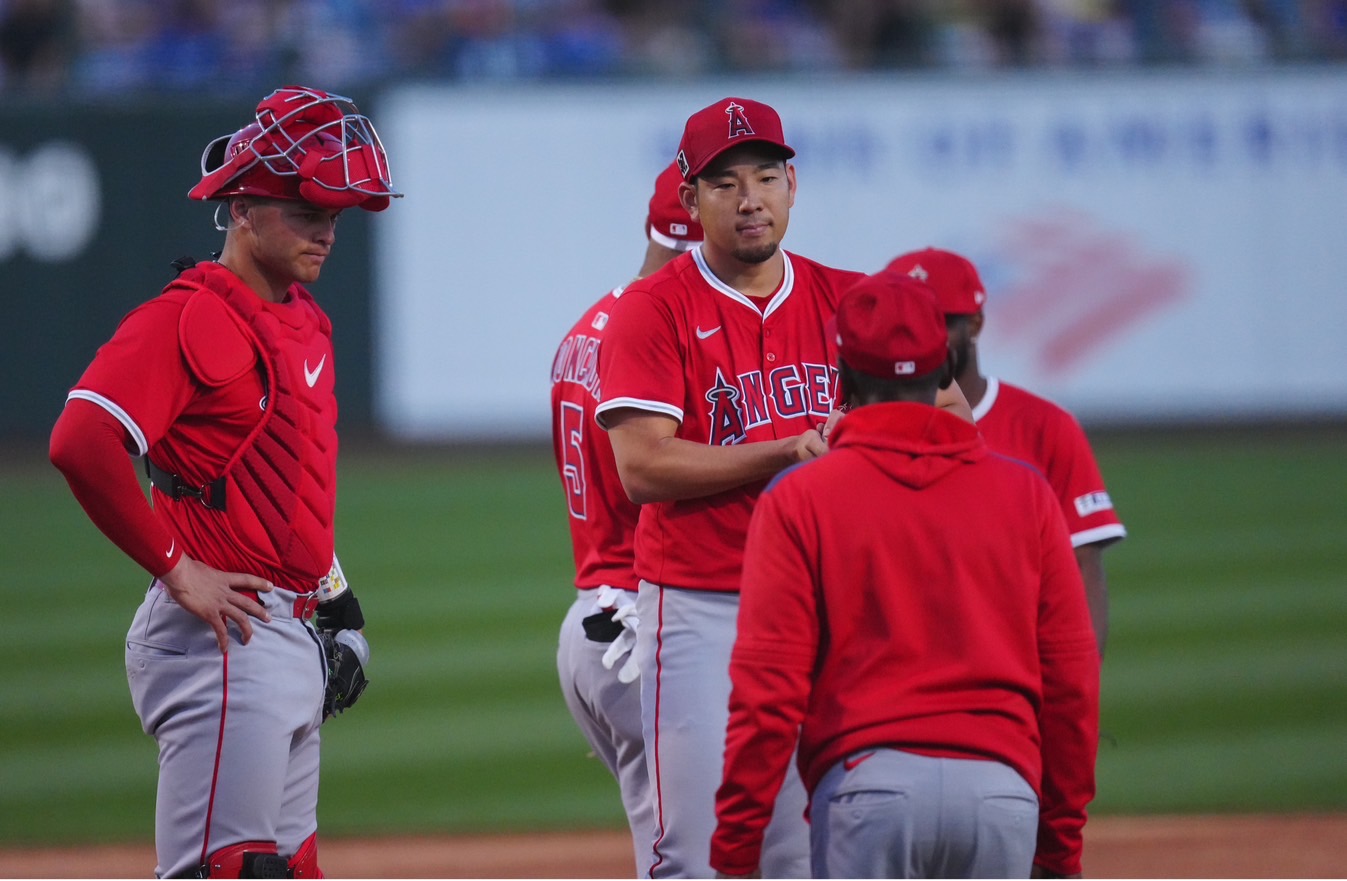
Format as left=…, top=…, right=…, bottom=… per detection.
left=0, top=813, right=1343, bottom=878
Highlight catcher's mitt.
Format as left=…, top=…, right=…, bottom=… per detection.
left=319, top=629, right=369, bottom=721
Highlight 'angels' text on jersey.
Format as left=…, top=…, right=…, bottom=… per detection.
left=706, top=362, right=836, bottom=446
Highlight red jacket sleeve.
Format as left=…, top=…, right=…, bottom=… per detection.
left=50, top=398, right=182, bottom=578
left=1033, top=486, right=1101, bottom=876
left=710, top=484, right=817, bottom=876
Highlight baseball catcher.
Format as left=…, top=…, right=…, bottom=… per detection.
left=50, top=85, right=398, bottom=878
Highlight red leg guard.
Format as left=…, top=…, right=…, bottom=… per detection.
left=287, top=832, right=323, bottom=879
left=202, top=841, right=288, bottom=878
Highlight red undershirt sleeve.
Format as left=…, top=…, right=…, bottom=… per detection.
left=50, top=398, right=183, bottom=578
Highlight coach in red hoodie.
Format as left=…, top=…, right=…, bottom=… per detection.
left=710, top=270, right=1100, bottom=879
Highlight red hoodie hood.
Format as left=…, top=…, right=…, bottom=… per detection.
left=828, top=401, right=986, bottom=489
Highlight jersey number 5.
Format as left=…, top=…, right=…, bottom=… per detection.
left=560, top=401, right=587, bottom=520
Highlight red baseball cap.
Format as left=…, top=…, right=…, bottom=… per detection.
left=884, top=247, right=987, bottom=316
left=829, top=270, right=949, bottom=379
left=646, top=160, right=703, bottom=250
left=675, top=97, right=795, bottom=180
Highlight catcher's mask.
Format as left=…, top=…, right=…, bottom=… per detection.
left=189, top=85, right=400, bottom=212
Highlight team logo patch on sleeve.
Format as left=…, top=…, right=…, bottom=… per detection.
left=1074, top=491, right=1114, bottom=517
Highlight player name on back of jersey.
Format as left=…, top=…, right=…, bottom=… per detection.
left=552, top=330, right=603, bottom=403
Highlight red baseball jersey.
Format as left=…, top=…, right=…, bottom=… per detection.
left=68, top=268, right=338, bottom=590
left=712, top=403, right=1100, bottom=877
left=551, top=287, right=639, bottom=592
left=596, top=248, right=864, bottom=592
left=974, top=377, right=1126, bottom=548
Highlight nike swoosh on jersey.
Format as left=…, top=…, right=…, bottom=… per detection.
left=843, top=751, right=877, bottom=772
left=166, top=540, right=175, bottom=558
left=304, top=354, right=327, bottom=388
left=696, top=325, right=722, bottom=340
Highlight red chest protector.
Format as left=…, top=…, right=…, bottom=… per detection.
left=160, top=262, right=337, bottom=584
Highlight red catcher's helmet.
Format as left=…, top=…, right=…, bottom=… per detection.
left=189, top=85, right=400, bottom=211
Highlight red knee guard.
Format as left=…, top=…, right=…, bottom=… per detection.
left=287, top=832, right=323, bottom=879
left=202, top=841, right=288, bottom=878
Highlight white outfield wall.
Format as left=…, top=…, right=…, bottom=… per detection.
left=374, top=70, right=1347, bottom=441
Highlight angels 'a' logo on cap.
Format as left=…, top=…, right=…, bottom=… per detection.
left=676, top=150, right=690, bottom=177
left=906, top=264, right=929, bottom=282
left=725, top=101, right=755, bottom=139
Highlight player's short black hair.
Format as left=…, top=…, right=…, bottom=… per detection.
left=945, top=313, right=976, bottom=332
left=838, top=359, right=951, bottom=409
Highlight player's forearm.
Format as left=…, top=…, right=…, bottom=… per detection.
left=613, top=433, right=800, bottom=504
left=50, top=400, right=182, bottom=577
left=1074, top=544, right=1110, bottom=656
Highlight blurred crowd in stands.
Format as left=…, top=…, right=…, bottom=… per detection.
left=4, top=0, right=1347, bottom=98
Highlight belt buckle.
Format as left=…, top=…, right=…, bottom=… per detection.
left=295, top=593, right=321, bottom=620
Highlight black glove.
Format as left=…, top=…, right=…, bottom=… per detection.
left=316, top=588, right=365, bottom=632
left=319, top=629, right=369, bottom=721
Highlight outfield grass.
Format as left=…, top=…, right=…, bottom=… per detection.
left=1, top=426, right=1344, bottom=847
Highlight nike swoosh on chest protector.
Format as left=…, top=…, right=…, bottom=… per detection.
left=304, top=354, right=327, bottom=387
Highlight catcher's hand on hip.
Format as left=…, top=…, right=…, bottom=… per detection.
left=159, top=556, right=273, bottom=653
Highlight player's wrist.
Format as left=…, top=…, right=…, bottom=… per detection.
left=316, top=588, right=364, bottom=632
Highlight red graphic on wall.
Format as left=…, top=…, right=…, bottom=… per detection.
left=991, top=207, right=1190, bottom=375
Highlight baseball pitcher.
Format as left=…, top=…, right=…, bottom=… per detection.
left=597, top=97, right=972, bottom=878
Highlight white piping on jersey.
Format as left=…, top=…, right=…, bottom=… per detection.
left=594, top=396, right=684, bottom=430
left=67, top=389, right=149, bottom=456
left=691, top=246, right=795, bottom=321
left=1072, top=523, right=1128, bottom=548
left=971, top=375, right=1000, bottom=422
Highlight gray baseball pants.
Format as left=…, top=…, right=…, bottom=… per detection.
left=811, top=747, right=1038, bottom=879
left=557, top=588, right=654, bottom=877
left=126, top=582, right=326, bottom=878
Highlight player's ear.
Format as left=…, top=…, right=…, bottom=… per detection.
left=228, top=197, right=251, bottom=228
left=968, top=310, right=985, bottom=340
left=678, top=181, right=699, bottom=222
left=786, top=162, right=797, bottom=206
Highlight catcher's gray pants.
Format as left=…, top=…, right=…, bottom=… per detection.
left=126, top=582, right=326, bottom=878
left=557, top=588, right=654, bottom=877
left=811, top=748, right=1038, bottom=879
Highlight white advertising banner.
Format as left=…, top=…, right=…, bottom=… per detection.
left=375, top=71, right=1347, bottom=440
